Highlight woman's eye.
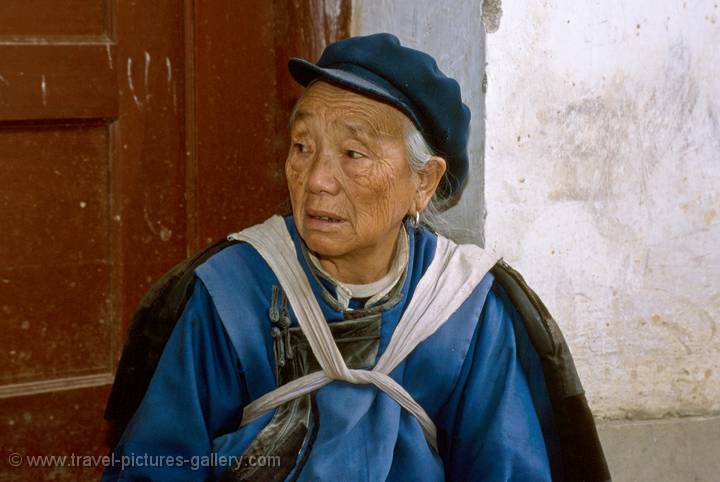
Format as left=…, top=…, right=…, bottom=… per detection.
left=346, top=150, right=365, bottom=159
left=293, top=142, right=310, bottom=153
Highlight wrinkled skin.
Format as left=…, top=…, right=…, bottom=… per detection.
left=286, top=81, right=446, bottom=284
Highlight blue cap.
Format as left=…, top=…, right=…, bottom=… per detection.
left=288, top=33, right=471, bottom=210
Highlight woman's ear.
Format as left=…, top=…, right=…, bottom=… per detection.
left=413, top=156, right=447, bottom=212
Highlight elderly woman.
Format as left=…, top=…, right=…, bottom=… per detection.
left=103, top=34, right=609, bottom=481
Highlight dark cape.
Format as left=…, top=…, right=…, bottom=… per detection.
left=104, top=236, right=611, bottom=482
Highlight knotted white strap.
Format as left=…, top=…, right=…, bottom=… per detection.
left=228, top=216, right=498, bottom=450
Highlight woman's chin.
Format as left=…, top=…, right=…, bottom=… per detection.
left=301, top=232, right=353, bottom=259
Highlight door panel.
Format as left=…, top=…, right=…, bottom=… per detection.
left=0, top=1, right=107, bottom=37
left=0, top=386, right=110, bottom=481
left=0, top=45, right=116, bottom=122
left=0, top=123, right=112, bottom=385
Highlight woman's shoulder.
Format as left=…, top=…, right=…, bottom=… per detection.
left=189, top=215, right=293, bottom=285
left=194, top=236, right=264, bottom=278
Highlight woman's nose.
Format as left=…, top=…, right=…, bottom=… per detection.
left=305, top=149, right=340, bottom=195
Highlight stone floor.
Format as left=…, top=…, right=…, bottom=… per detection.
left=596, top=416, right=720, bottom=482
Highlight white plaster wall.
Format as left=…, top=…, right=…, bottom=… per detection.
left=483, top=1, right=720, bottom=419
left=356, top=0, right=720, bottom=420
left=352, top=0, right=486, bottom=244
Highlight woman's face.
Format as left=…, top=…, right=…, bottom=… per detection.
left=286, top=81, right=417, bottom=274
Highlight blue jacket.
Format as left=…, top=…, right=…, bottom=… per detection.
left=103, top=217, right=609, bottom=481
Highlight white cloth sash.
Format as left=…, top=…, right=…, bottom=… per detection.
left=228, top=216, right=499, bottom=450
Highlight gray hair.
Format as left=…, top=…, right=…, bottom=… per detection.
left=404, top=120, right=448, bottom=232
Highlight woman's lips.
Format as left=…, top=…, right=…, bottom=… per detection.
left=309, top=214, right=342, bottom=222
left=304, top=210, right=346, bottom=229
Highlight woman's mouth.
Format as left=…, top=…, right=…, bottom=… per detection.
left=309, top=214, right=342, bottom=223
left=305, top=210, right=346, bottom=228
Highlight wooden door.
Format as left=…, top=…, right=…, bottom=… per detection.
left=0, top=1, right=187, bottom=480
left=0, top=1, right=349, bottom=480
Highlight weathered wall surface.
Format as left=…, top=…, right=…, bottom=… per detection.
left=352, top=0, right=486, bottom=244
left=356, top=0, right=720, bottom=421
left=483, top=1, right=720, bottom=419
